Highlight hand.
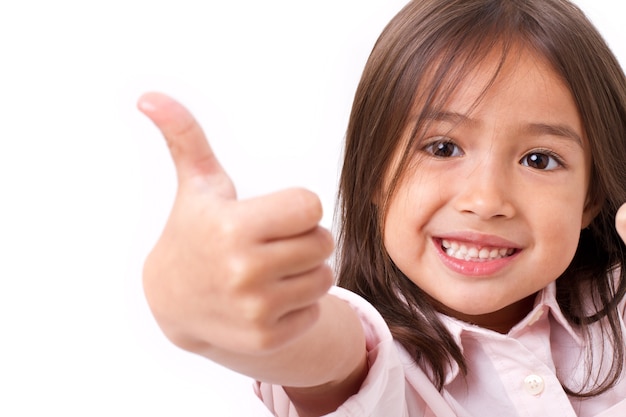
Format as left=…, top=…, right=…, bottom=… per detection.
left=617, top=203, right=626, bottom=244
left=137, top=92, right=334, bottom=357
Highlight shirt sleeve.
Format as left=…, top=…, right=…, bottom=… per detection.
left=254, top=286, right=409, bottom=417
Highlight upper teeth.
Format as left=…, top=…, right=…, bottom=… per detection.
left=442, top=239, right=514, bottom=262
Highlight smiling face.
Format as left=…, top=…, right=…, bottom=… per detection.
left=382, top=47, right=595, bottom=332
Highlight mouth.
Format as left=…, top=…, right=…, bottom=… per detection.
left=439, top=238, right=517, bottom=262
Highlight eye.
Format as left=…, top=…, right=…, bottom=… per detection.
left=520, top=151, right=563, bottom=170
left=422, top=138, right=464, bottom=158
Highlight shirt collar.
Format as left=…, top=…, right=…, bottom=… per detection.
left=436, top=281, right=583, bottom=385
left=530, top=281, right=583, bottom=344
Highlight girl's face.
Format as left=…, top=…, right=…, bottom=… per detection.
left=382, top=47, right=595, bottom=332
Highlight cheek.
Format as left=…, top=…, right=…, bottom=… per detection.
left=382, top=189, right=438, bottom=263
left=383, top=198, right=416, bottom=265
left=383, top=204, right=410, bottom=258
left=533, top=202, right=585, bottom=273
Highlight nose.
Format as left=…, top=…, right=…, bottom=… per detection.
left=453, top=162, right=516, bottom=220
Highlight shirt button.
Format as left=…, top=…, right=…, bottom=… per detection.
left=524, top=374, right=545, bottom=396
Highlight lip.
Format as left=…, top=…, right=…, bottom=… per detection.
left=433, top=232, right=521, bottom=277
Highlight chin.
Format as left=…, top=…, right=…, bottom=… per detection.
left=435, top=295, right=513, bottom=318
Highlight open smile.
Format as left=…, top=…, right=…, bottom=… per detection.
left=434, top=237, right=520, bottom=276
left=441, top=239, right=516, bottom=262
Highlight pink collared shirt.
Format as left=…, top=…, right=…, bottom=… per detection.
left=255, top=283, right=626, bottom=416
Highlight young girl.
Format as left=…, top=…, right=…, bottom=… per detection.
left=138, top=0, right=626, bottom=415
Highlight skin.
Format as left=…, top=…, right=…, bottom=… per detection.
left=383, top=47, right=599, bottom=333
left=137, top=52, right=626, bottom=413
left=138, top=93, right=367, bottom=416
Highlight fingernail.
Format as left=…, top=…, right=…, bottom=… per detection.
left=137, top=100, right=155, bottom=114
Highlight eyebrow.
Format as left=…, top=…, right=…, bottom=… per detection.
left=424, top=110, right=583, bottom=147
left=523, top=123, right=583, bottom=147
left=425, top=110, right=475, bottom=126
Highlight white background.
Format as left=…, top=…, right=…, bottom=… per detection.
left=0, top=1, right=623, bottom=416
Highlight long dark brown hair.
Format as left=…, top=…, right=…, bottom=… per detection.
left=336, top=0, right=626, bottom=397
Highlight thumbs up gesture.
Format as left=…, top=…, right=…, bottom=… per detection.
left=137, top=93, right=335, bottom=357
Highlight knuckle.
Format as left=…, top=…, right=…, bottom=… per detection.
left=253, top=335, right=281, bottom=353
left=164, top=117, right=198, bottom=159
left=315, top=263, right=335, bottom=291
left=316, top=227, right=335, bottom=255
left=266, top=305, right=320, bottom=350
left=245, top=306, right=320, bottom=353
left=298, top=303, right=322, bottom=330
left=223, top=254, right=261, bottom=291
left=232, top=290, right=273, bottom=326
left=216, top=213, right=245, bottom=238
left=248, top=328, right=283, bottom=352
left=239, top=303, right=285, bottom=352
left=292, top=188, right=323, bottom=223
